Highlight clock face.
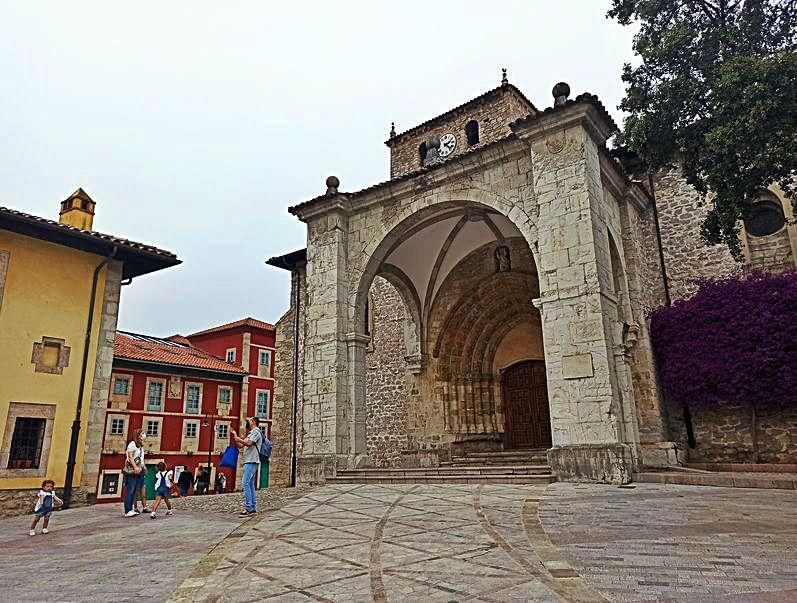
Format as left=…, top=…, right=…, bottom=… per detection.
left=439, top=133, right=456, bottom=157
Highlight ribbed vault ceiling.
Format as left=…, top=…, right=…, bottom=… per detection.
left=381, top=206, right=526, bottom=318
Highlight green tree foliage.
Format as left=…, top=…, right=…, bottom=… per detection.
left=608, top=0, right=797, bottom=257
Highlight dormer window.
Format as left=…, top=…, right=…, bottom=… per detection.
left=465, top=121, right=479, bottom=146
left=418, top=142, right=428, bottom=164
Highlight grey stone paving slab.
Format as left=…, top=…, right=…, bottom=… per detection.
left=540, top=482, right=797, bottom=602
left=170, top=483, right=605, bottom=603
left=0, top=502, right=241, bottom=602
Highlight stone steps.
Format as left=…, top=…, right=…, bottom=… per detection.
left=443, top=449, right=549, bottom=467
left=328, top=472, right=556, bottom=485
left=334, top=465, right=552, bottom=477
left=634, top=471, right=797, bottom=490
left=329, top=459, right=555, bottom=485
left=685, top=462, right=797, bottom=473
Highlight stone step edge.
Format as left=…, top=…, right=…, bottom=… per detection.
left=328, top=475, right=556, bottom=484
left=338, top=464, right=552, bottom=475
left=443, top=462, right=548, bottom=468
left=685, top=462, right=797, bottom=474
left=454, top=451, right=548, bottom=457
left=634, top=472, right=797, bottom=490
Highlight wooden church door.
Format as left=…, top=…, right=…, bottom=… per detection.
left=501, top=360, right=552, bottom=449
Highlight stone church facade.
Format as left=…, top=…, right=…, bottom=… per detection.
left=267, top=77, right=797, bottom=486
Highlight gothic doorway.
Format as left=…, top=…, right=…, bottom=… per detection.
left=501, top=360, right=552, bottom=449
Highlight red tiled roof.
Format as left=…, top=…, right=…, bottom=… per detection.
left=187, top=317, right=275, bottom=338
left=114, top=331, right=247, bottom=374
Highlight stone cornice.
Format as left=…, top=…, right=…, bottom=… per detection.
left=291, top=194, right=353, bottom=222
left=290, top=137, right=528, bottom=222
left=511, top=100, right=616, bottom=147
left=599, top=146, right=652, bottom=214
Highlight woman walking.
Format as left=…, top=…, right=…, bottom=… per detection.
left=123, top=430, right=146, bottom=517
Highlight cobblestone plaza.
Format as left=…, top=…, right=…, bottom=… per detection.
left=2, top=483, right=795, bottom=602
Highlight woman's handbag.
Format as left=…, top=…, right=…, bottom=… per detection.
left=123, top=447, right=143, bottom=474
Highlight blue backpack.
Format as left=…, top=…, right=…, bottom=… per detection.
left=258, top=431, right=272, bottom=462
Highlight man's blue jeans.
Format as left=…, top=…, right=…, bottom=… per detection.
left=242, top=462, right=258, bottom=512
left=123, top=472, right=144, bottom=513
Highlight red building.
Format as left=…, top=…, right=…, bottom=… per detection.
left=96, top=318, right=275, bottom=503
left=186, top=317, right=276, bottom=446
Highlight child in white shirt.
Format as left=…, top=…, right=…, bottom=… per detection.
left=150, top=462, right=174, bottom=519
left=30, top=479, right=62, bottom=536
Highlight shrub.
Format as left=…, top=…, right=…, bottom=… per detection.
left=649, top=271, right=797, bottom=408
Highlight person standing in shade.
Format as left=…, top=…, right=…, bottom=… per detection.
left=194, top=467, right=210, bottom=495
left=215, top=471, right=226, bottom=494
left=231, top=417, right=262, bottom=517
left=176, top=467, right=193, bottom=497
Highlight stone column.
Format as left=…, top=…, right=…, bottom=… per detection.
left=526, top=121, right=638, bottom=484
left=346, top=332, right=369, bottom=459
left=298, top=204, right=366, bottom=481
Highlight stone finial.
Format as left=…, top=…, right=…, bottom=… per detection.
left=552, top=82, right=570, bottom=107
left=390, top=122, right=396, bottom=138
left=501, top=68, right=508, bottom=85
left=325, top=175, right=340, bottom=195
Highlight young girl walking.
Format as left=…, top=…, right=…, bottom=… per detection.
left=150, top=462, right=174, bottom=519
left=30, top=479, right=62, bottom=536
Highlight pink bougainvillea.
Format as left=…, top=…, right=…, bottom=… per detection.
left=649, top=271, right=797, bottom=407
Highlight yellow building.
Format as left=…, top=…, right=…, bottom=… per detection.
left=0, top=189, right=179, bottom=515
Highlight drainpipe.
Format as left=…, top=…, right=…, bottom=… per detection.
left=647, top=172, right=695, bottom=447
left=290, top=270, right=301, bottom=487
left=648, top=171, right=671, bottom=307
left=62, top=246, right=117, bottom=509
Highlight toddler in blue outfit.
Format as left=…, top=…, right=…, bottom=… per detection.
left=30, top=479, right=62, bottom=536
left=150, top=462, right=174, bottom=519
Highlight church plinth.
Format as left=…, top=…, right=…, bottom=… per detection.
left=547, top=443, right=638, bottom=485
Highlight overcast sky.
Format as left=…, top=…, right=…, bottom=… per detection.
left=0, top=1, right=636, bottom=336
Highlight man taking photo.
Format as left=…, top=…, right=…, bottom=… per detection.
left=231, top=416, right=262, bottom=517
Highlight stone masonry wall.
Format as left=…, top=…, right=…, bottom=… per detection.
left=389, top=87, right=533, bottom=179
left=1, top=486, right=93, bottom=518
left=643, top=168, right=797, bottom=464
left=746, top=228, right=795, bottom=273
left=666, top=402, right=797, bottom=464
left=79, top=259, right=123, bottom=500
left=270, top=269, right=305, bottom=487
left=652, top=168, right=742, bottom=301
left=364, top=277, right=410, bottom=467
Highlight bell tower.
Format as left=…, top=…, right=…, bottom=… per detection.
left=59, top=188, right=96, bottom=230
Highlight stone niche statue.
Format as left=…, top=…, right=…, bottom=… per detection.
left=495, top=245, right=511, bottom=273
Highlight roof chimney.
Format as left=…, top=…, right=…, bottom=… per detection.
left=59, top=188, right=96, bottom=230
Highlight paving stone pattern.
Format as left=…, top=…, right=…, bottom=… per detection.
left=0, top=502, right=240, bottom=602
left=170, top=483, right=604, bottom=602
left=540, top=482, right=797, bottom=602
